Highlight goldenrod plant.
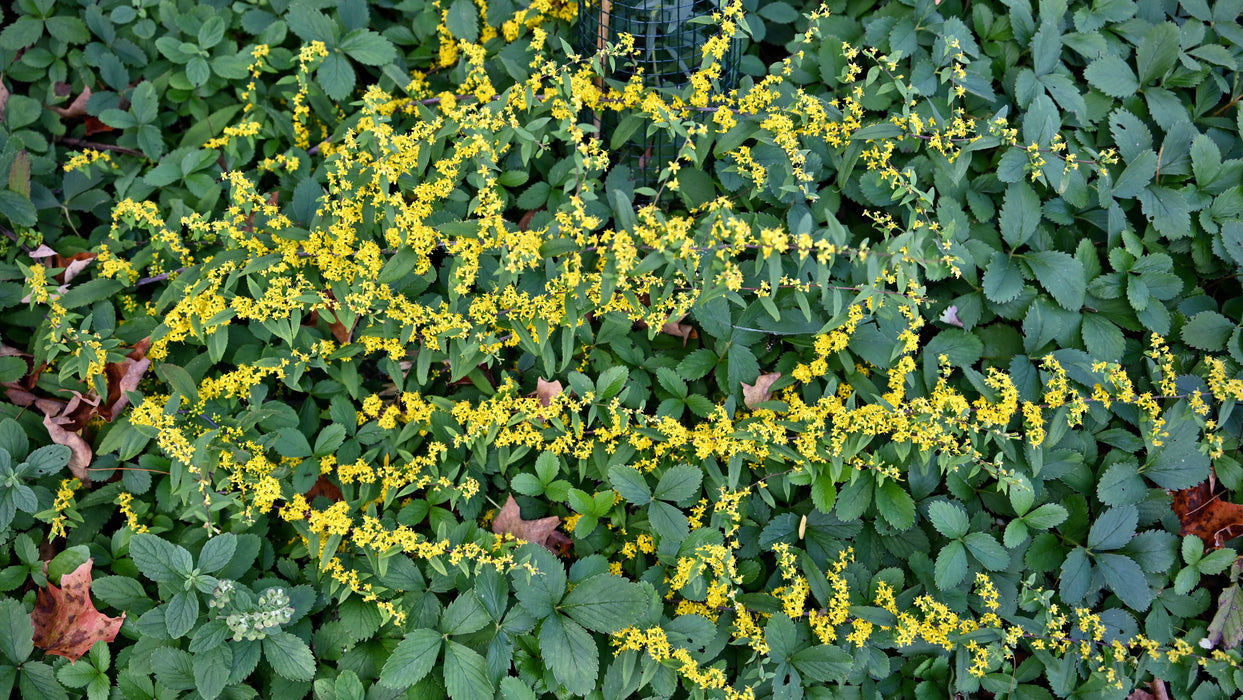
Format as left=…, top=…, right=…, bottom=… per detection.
left=2, top=0, right=1243, bottom=698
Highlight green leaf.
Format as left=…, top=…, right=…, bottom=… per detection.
left=151, top=647, right=196, bottom=690
left=24, top=444, right=70, bottom=476
left=790, top=645, right=852, bottom=683
left=597, top=366, right=629, bottom=400
left=1136, top=22, right=1180, bottom=84
left=441, top=592, right=490, bottom=636
left=57, top=278, right=125, bottom=310
left=982, top=251, right=1025, bottom=303
left=964, top=532, right=1010, bottom=570
left=0, top=190, right=37, bottom=227
left=1138, top=185, right=1190, bottom=239
left=1111, top=150, right=1157, bottom=199
left=56, top=658, right=102, bottom=688
left=935, top=540, right=968, bottom=590
left=313, top=424, right=347, bottom=457
left=197, top=533, right=237, bottom=574
left=875, top=480, right=915, bottom=530
left=1096, top=461, right=1147, bottom=506
left=811, top=475, right=836, bottom=514
left=286, top=5, right=336, bottom=43
left=1097, top=553, right=1153, bottom=611
left=193, top=644, right=232, bottom=700
left=676, top=349, right=717, bottom=380
left=1025, top=251, right=1084, bottom=310
left=1144, top=407, right=1212, bottom=489
left=317, top=53, right=356, bottom=102
left=648, top=499, right=690, bottom=542
left=1199, top=547, right=1238, bottom=575
left=340, top=29, right=396, bottom=65
left=129, top=534, right=190, bottom=585
left=379, top=629, right=442, bottom=689
left=165, top=591, right=199, bottom=638
left=272, top=427, right=312, bottom=459
left=130, top=81, right=158, bottom=124
left=1081, top=314, right=1125, bottom=363
left=0, top=356, right=26, bottom=383
left=19, top=661, right=68, bottom=700
left=764, top=613, right=800, bottom=660
left=0, top=18, right=44, bottom=51
left=45, top=15, right=88, bottom=43
left=0, top=598, right=33, bottom=664
left=559, top=574, right=648, bottom=633
left=608, top=465, right=651, bottom=506
left=263, top=631, right=315, bottom=681
left=539, top=615, right=597, bottom=696
left=513, top=545, right=566, bottom=618
left=444, top=640, right=492, bottom=700
left=1059, top=547, right=1092, bottom=603
left=1000, top=181, right=1041, bottom=247
left=1182, top=311, right=1235, bottom=351
left=446, top=0, right=479, bottom=43
left=1084, top=55, right=1138, bottom=97
left=653, top=464, right=701, bottom=503
left=927, top=501, right=969, bottom=540
left=1088, top=505, right=1137, bottom=551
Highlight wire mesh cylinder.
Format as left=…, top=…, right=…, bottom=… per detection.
left=577, top=0, right=740, bottom=186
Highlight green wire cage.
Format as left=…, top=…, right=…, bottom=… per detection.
left=576, top=0, right=740, bottom=186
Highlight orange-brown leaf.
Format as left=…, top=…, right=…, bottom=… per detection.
left=31, top=560, right=124, bottom=661
left=1171, top=479, right=1243, bottom=549
left=535, top=378, right=562, bottom=407
left=492, top=494, right=569, bottom=554
left=659, top=314, right=698, bottom=347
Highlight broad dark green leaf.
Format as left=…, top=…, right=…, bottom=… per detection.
left=539, top=615, right=597, bottom=696
left=193, top=643, right=232, bottom=700
left=790, top=644, right=852, bottom=683
left=446, top=0, right=479, bottom=43
left=875, top=480, right=915, bottom=530
left=1084, top=56, right=1138, bottom=97
left=0, top=598, right=33, bottom=664
left=444, top=640, right=493, bottom=700
left=339, top=29, right=396, bottom=65
left=935, top=540, right=968, bottom=590
left=1059, top=547, right=1093, bottom=603
left=1000, top=181, right=1041, bottom=247
left=559, top=574, right=647, bottom=633
left=513, top=545, right=566, bottom=618
left=983, top=252, right=1025, bottom=303
left=263, top=631, right=316, bottom=681
left=1097, top=553, right=1153, bottom=611
left=1111, top=150, right=1157, bottom=199
left=653, top=463, right=701, bottom=503
left=1182, top=311, right=1234, bottom=351
left=1087, top=505, right=1137, bottom=551
left=129, top=534, right=191, bottom=585
left=964, top=532, right=1010, bottom=570
left=1025, top=250, right=1084, bottom=310
left=379, top=629, right=442, bottom=689
left=927, top=501, right=969, bottom=540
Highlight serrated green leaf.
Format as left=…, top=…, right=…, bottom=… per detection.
left=1025, top=250, right=1084, bottom=310
left=965, top=532, right=1010, bottom=570
left=339, top=29, right=396, bottom=65
left=441, top=592, right=490, bottom=636
left=197, top=533, right=237, bottom=574
left=597, top=366, right=629, bottom=400
left=1182, top=311, right=1235, bottom=351
left=0, top=598, right=33, bottom=664
left=1059, top=547, right=1093, bottom=603
left=676, top=349, right=717, bottom=380
left=935, top=540, right=968, bottom=590
left=608, top=465, right=651, bottom=506
left=285, top=5, right=336, bottom=43
left=512, top=545, right=566, bottom=618
left=560, top=574, right=648, bottom=633
left=272, top=427, right=312, bottom=459
left=1097, top=552, right=1153, bottom=611
left=444, top=640, right=493, bottom=700
left=875, top=480, right=915, bottom=530
left=446, top=0, right=479, bottom=43
left=648, top=499, right=690, bottom=542
left=317, top=53, right=356, bottom=101
left=1084, top=55, right=1138, bottom=97
left=1000, top=181, right=1040, bottom=248
left=653, top=464, right=701, bottom=503
left=1096, top=461, right=1147, bottom=506
left=1137, top=22, right=1180, bottom=85
left=129, top=534, right=191, bottom=585
left=1081, top=314, right=1125, bottom=363
left=539, top=615, right=597, bottom=696
left=1112, top=150, right=1157, bottom=199
left=379, top=629, right=442, bottom=689
left=263, top=631, right=315, bottom=681
left=1088, top=505, right=1137, bottom=551
left=1138, top=185, right=1190, bottom=239
left=983, top=251, right=1025, bottom=303
left=927, top=501, right=969, bottom=540
left=165, top=591, right=199, bottom=638
left=193, top=643, right=232, bottom=700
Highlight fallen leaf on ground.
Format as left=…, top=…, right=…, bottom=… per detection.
left=1171, top=476, right=1243, bottom=548
left=99, top=340, right=151, bottom=421
left=31, top=559, right=125, bottom=662
left=492, top=494, right=572, bottom=555
left=742, top=372, right=782, bottom=409
left=1126, top=679, right=1169, bottom=700
left=660, top=315, right=698, bottom=346
left=1204, top=580, right=1243, bottom=651
left=49, top=86, right=92, bottom=119
left=34, top=394, right=96, bottom=482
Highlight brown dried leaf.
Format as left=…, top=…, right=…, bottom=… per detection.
left=305, top=475, right=344, bottom=503
left=83, top=116, right=114, bottom=136
left=0, top=80, right=9, bottom=121
left=31, top=560, right=125, bottom=662
left=492, top=494, right=568, bottom=554
left=29, top=244, right=58, bottom=259
left=1126, top=679, right=1169, bottom=700
left=55, top=251, right=97, bottom=284
left=535, top=378, right=562, bottom=407
left=49, top=86, right=93, bottom=119
left=1172, top=478, right=1243, bottom=548
left=100, top=347, right=150, bottom=422
left=659, top=314, right=698, bottom=347
left=742, top=372, right=782, bottom=409
left=35, top=395, right=95, bottom=482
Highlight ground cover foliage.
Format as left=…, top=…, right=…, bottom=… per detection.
left=1, top=0, right=1243, bottom=698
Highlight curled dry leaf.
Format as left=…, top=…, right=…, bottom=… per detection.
left=99, top=342, right=150, bottom=421
left=659, top=314, right=698, bottom=347
left=492, top=494, right=572, bottom=555
left=1171, top=477, right=1243, bottom=549
left=35, top=394, right=97, bottom=482
left=55, top=251, right=97, bottom=285
left=1126, top=679, right=1169, bottom=700
left=742, top=372, right=782, bottom=409
left=49, top=85, right=93, bottom=119
left=31, top=559, right=125, bottom=662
